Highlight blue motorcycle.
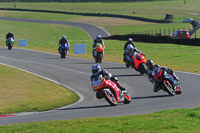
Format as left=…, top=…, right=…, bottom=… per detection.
left=59, top=43, right=69, bottom=58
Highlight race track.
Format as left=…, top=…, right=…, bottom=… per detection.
left=0, top=17, right=199, bottom=125
left=0, top=48, right=199, bottom=125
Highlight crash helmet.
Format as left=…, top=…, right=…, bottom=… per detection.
left=8, top=31, right=12, bottom=34
left=62, top=35, right=66, bottom=39
left=92, top=64, right=101, bottom=75
left=128, top=38, right=133, bottom=42
left=96, top=35, right=101, bottom=40
left=127, top=44, right=134, bottom=52
left=146, top=60, right=154, bottom=70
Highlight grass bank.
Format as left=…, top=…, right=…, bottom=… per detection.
left=0, top=64, right=79, bottom=114
left=0, top=107, right=200, bottom=132
left=0, top=0, right=200, bottom=22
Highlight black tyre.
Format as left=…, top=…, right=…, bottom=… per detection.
left=163, top=79, right=176, bottom=96
left=139, top=63, right=147, bottom=75
left=123, top=91, right=131, bottom=104
left=125, top=61, right=130, bottom=68
left=102, top=89, right=117, bottom=106
left=175, top=86, right=182, bottom=94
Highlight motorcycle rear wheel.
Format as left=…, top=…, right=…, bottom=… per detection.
left=102, top=89, right=117, bottom=106
left=125, top=61, right=130, bottom=68
left=123, top=91, right=131, bottom=104
left=139, top=63, right=147, bottom=75
left=163, top=79, right=176, bottom=96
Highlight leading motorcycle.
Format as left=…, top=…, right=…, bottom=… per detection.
left=6, top=37, right=15, bottom=50
left=153, top=68, right=182, bottom=96
left=59, top=43, right=69, bottom=58
left=92, top=75, right=131, bottom=106
left=94, top=43, right=104, bottom=63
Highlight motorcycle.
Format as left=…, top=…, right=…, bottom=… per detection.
left=125, top=51, right=147, bottom=74
left=94, top=43, right=104, bottom=63
left=92, top=75, right=131, bottom=106
left=6, top=37, right=15, bottom=50
left=59, top=43, right=69, bottom=59
left=153, top=68, right=182, bottom=96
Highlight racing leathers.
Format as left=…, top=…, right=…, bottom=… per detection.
left=90, top=69, right=125, bottom=99
left=146, top=65, right=179, bottom=92
left=123, top=41, right=136, bottom=62
left=6, top=32, right=15, bottom=45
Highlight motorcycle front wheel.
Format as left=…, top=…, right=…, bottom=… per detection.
left=163, top=79, right=176, bottom=96
left=102, top=89, right=117, bottom=106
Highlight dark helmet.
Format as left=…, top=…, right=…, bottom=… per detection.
left=128, top=38, right=133, bottom=42
left=62, top=35, right=66, bottom=39
left=146, top=60, right=154, bottom=70
left=96, top=35, right=101, bottom=40
left=92, top=64, right=101, bottom=75
left=8, top=31, right=12, bottom=34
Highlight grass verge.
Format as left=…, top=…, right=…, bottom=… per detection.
left=0, top=64, right=79, bottom=114
left=0, top=107, right=200, bottom=132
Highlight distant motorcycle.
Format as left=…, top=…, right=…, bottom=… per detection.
left=59, top=43, right=69, bottom=58
left=153, top=68, right=182, bottom=96
left=94, top=43, right=104, bottom=63
left=125, top=51, right=147, bottom=74
left=6, top=37, right=15, bottom=50
left=92, top=75, right=131, bottom=106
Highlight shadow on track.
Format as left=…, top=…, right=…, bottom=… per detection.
left=103, top=66, right=127, bottom=69
left=114, top=74, right=142, bottom=77
left=57, top=104, right=113, bottom=111
left=132, top=94, right=170, bottom=100
left=71, top=62, right=95, bottom=64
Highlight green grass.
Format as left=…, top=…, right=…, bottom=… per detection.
left=0, top=20, right=91, bottom=53
left=0, top=20, right=199, bottom=73
left=0, top=0, right=200, bottom=22
left=0, top=64, right=79, bottom=114
left=0, top=107, right=200, bottom=132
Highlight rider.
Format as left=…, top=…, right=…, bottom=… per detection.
left=6, top=31, right=15, bottom=45
left=123, top=38, right=136, bottom=62
left=146, top=60, right=179, bottom=92
left=58, top=35, right=70, bottom=53
left=92, top=35, right=105, bottom=58
left=125, top=43, right=145, bottom=67
left=90, top=64, right=125, bottom=99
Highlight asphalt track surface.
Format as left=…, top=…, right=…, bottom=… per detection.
left=0, top=17, right=199, bottom=125
left=0, top=17, right=110, bottom=40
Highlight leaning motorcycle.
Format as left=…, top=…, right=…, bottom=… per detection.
left=94, top=43, right=104, bottom=63
left=125, top=51, right=147, bottom=74
left=92, top=75, right=131, bottom=106
left=59, top=43, right=69, bottom=59
left=153, top=68, right=182, bottom=96
left=6, top=37, right=15, bottom=50
left=132, top=52, right=147, bottom=74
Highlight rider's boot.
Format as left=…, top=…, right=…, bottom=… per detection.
left=117, top=83, right=126, bottom=91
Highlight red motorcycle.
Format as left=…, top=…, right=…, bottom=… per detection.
left=92, top=75, right=131, bottom=106
left=153, top=68, right=182, bottom=96
left=132, top=52, right=147, bottom=74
